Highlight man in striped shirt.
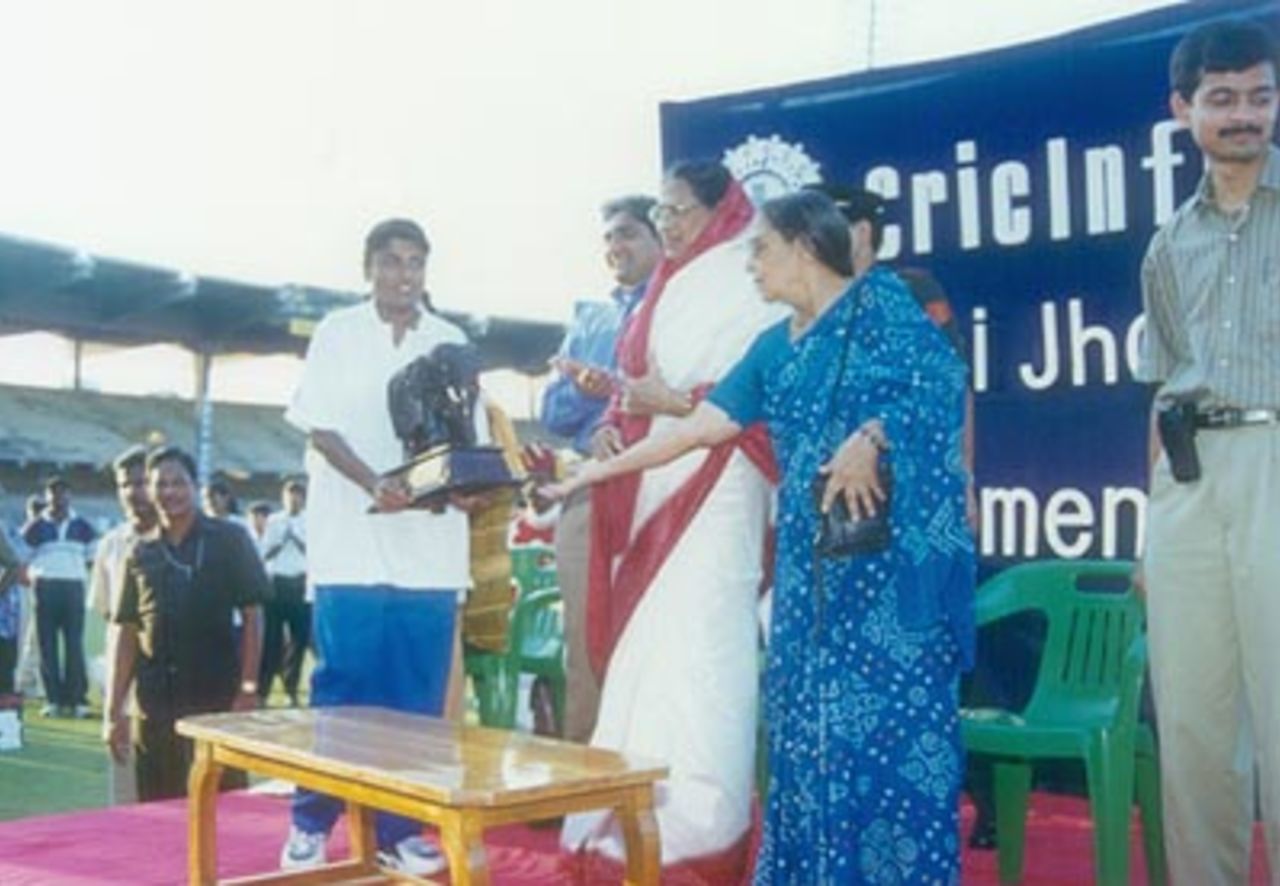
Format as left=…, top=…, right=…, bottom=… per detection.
left=1138, top=19, right=1279, bottom=884
left=23, top=476, right=97, bottom=718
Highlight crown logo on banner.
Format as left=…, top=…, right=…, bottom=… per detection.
left=723, top=135, right=823, bottom=206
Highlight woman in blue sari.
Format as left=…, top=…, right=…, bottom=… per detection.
left=548, top=190, right=974, bottom=884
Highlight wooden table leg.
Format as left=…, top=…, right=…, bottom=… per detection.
left=346, top=801, right=377, bottom=872
left=439, top=810, right=490, bottom=886
left=187, top=741, right=222, bottom=886
left=618, top=785, right=660, bottom=886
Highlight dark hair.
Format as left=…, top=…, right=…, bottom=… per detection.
left=112, top=445, right=148, bottom=476
left=665, top=160, right=732, bottom=210
left=363, top=218, right=431, bottom=273
left=204, top=475, right=242, bottom=514
left=146, top=446, right=198, bottom=484
left=249, top=500, right=273, bottom=517
left=806, top=183, right=887, bottom=252
left=760, top=190, right=853, bottom=277
left=601, top=195, right=659, bottom=238
left=282, top=476, right=307, bottom=494
left=1170, top=20, right=1280, bottom=102
left=43, top=475, right=68, bottom=492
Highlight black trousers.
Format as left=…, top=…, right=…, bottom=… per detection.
left=34, top=579, right=87, bottom=707
left=258, top=575, right=310, bottom=701
left=0, top=634, right=17, bottom=695
left=134, top=716, right=246, bottom=802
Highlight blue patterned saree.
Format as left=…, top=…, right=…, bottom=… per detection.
left=710, top=265, right=975, bottom=885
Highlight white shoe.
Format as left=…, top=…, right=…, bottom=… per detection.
left=39, top=704, right=58, bottom=718
left=280, top=827, right=327, bottom=870
left=377, top=835, right=447, bottom=877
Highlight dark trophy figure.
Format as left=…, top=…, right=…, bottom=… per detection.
left=383, top=343, right=520, bottom=508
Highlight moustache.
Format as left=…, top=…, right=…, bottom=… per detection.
left=1219, top=125, right=1264, bottom=138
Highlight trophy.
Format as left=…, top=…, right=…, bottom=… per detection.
left=382, top=343, right=522, bottom=509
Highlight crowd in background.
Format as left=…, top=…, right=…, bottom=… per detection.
left=0, top=469, right=311, bottom=720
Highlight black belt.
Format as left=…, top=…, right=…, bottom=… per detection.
left=1194, top=407, right=1280, bottom=430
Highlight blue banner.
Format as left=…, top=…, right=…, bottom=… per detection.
left=659, top=0, right=1279, bottom=570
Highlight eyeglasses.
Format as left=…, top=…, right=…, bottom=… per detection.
left=648, top=202, right=701, bottom=224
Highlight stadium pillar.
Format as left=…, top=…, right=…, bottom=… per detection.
left=194, top=350, right=214, bottom=488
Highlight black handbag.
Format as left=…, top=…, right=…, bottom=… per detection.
left=811, top=306, right=892, bottom=559
left=811, top=459, right=892, bottom=558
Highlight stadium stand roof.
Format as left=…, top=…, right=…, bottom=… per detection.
left=0, top=383, right=565, bottom=475
left=0, top=231, right=565, bottom=372
left=0, top=383, right=305, bottom=476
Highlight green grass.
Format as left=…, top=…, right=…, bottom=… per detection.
left=0, top=608, right=111, bottom=822
left=0, top=700, right=109, bottom=821
left=0, top=604, right=316, bottom=823
left=0, top=616, right=508, bottom=825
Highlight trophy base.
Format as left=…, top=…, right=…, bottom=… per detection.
left=382, top=445, right=522, bottom=510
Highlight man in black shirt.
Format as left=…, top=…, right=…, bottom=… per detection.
left=105, top=446, right=267, bottom=801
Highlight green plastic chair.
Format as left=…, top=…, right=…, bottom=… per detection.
left=465, top=546, right=557, bottom=728
left=510, top=586, right=566, bottom=732
left=510, top=544, right=557, bottom=595
left=465, top=584, right=565, bottom=731
left=961, top=559, right=1166, bottom=886
left=464, top=645, right=519, bottom=729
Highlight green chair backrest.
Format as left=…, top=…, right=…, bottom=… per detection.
left=975, top=560, right=1143, bottom=726
left=510, top=544, right=557, bottom=595
left=511, top=585, right=564, bottom=670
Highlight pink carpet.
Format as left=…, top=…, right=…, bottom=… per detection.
left=0, top=792, right=1269, bottom=884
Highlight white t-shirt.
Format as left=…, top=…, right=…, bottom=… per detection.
left=285, top=301, right=484, bottom=591
left=261, top=510, right=307, bottom=578
left=27, top=514, right=95, bottom=583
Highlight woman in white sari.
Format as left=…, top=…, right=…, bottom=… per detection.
left=562, top=160, right=787, bottom=878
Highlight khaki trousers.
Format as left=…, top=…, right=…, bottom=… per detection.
left=556, top=488, right=600, bottom=744
left=1146, top=424, right=1280, bottom=885
left=104, top=625, right=138, bottom=804
left=107, top=744, right=138, bottom=805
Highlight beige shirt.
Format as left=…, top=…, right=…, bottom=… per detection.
left=90, top=522, right=149, bottom=719
left=1139, top=144, right=1280, bottom=409
left=89, top=523, right=147, bottom=620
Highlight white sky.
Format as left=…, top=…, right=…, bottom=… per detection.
left=0, top=0, right=1178, bottom=410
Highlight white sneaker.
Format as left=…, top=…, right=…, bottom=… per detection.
left=377, top=835, right=447, bottom=877
left=280, top=827, right=327, bottom=870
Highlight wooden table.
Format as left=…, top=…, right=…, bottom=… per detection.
left=176, top=706, right=667, bottom=885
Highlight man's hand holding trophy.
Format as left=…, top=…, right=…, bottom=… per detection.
left=379, top=343, right=522, bottom=513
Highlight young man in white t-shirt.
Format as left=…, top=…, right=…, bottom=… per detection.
left=281, top=218, right=488, bottom=878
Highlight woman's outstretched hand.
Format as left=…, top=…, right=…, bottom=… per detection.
left=539, top=477, right=580, bottom=503
left=819, top=429, right=886, bottom=518
left=539, top=461, right=602, bottom=503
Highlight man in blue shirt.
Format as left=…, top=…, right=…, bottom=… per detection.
left=541, top=195, right=661, bottom=456
left=540, top=195, right=661, bottom=742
